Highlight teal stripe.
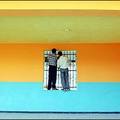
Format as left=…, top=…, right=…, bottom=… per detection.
left=0, top=82, right=120, bottom=112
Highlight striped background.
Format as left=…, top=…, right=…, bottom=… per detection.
left=0, top=3, right=120, bottom=82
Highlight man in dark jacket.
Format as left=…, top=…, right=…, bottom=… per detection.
left=47, top=48, right=58, bottom=90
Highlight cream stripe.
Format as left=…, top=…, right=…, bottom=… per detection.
left=0, top=1, right=120, bottom=10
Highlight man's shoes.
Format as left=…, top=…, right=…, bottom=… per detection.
left=52, top=88, right=58, bottom=90
left=47, top=87, right=51, bottom=90
left=66, top=88, right=70, bottom=91
left=61, top=88, right=70, bottom=91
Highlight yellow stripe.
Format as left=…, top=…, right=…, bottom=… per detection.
left=0, top=1, right=120, bottom=10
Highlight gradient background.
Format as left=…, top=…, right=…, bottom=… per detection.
left=0, top=8, right=120, bottom=82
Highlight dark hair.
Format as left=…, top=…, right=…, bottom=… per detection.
left=58, top=51, right=62, bottom=56
left=52, top=48, right=56, bottom=54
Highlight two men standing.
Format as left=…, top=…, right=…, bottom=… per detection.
left=47, top=48, right=70, bottom=91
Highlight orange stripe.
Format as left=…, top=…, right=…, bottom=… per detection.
left=0, top=43, right=120, bottom=82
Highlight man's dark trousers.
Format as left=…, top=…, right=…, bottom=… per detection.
left=48, top=65, right=57, bottom=90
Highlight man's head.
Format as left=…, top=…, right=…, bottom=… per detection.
left=52, top=48, right=56, bottom=54
left=58, top=51, right=62, bottom=56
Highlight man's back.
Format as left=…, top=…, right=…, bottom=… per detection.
left=57, top=56, right=69, bottom=69
left=48, top=54, right=57, bottom=66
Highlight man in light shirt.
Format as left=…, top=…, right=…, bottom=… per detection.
left=57, top=51, right=70, bottom=91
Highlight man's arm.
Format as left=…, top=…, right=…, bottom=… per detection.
left=57, top=59, right=60, bottom=69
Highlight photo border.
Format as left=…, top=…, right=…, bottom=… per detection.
left=0, top=1, right=120, bottom=10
